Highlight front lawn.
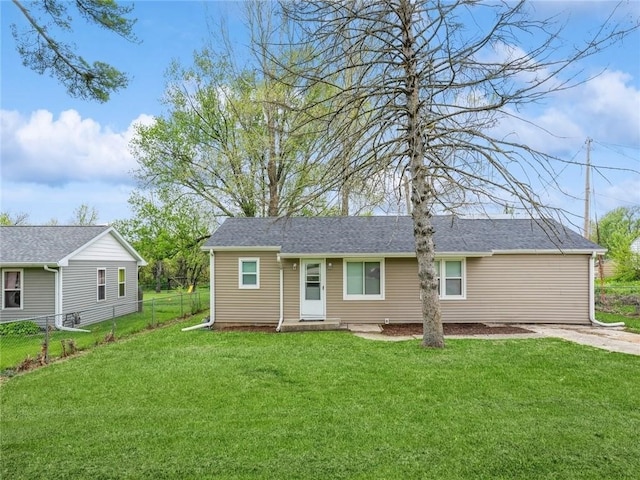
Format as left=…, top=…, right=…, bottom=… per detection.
left=2, top=326, right=639, bottom=479
left=0, top=289, right=209, bottom=372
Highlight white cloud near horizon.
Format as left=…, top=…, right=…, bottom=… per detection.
left=1, top=65, right=637, bottom=225
left=0, top=109, right=154, bottom=186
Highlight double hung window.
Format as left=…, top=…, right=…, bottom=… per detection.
left=118, top=268, right=126, bottom=297
left=97, top=268, right=106, bottom=301
left=2, top=270, right=22, bottom=309
left=239, top=258, right=260, bottom=289
left=434, top=259, right=465, bottom=299
left=344, top=260, right=384, bottom=300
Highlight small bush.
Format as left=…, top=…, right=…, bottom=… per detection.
left=0, top=321, right=41, bottom=336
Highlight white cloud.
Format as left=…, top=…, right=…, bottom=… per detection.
left=0, top=109, right=155, bottom=224
left=0, top=109, right=154, bottom=186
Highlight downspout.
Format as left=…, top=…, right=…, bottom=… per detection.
left=182, top=250, right=215, bottom=331
left=276, top=254, right=284, bottom=332
left=588, top=253, right=624, bottom=328
left=44, top=265, right=90, bottom=333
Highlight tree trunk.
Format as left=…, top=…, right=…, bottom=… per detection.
left=399, top=0, right=444, bottom=348
left=266, top=104, right=280, bottom=217
left=341, top=175, right=350, bottom=216
left=154, top=260, right=163, bottom=293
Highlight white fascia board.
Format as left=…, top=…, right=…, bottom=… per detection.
left=435, top=252, right=493, bottom=258
left=107, top=227, right=148, bottom=266
left=204, top=246, right=282, bottom=252
left=0, top=262, right=59, bottom=268
left=491, top=248, right=607, bottom=255
left=279, top=251, right=493, bottom=259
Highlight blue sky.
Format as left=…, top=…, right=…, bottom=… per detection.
left=1, top=0, right=639, bottom=228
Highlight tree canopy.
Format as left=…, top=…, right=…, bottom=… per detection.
left=594, top=206, right=640, bottom=281
left=9, top=0, right=138, bottom=102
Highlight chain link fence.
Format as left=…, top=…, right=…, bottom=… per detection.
left=595, top=284, right=640, bottom=317
left=0, top=290, right=209, bottom=375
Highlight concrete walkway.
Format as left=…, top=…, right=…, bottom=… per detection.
left=347, top=324, right=640, bottom=356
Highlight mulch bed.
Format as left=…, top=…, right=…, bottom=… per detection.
left=212, top=323, right=532, bottom=335
left=382, top=323, right=533, bottom=336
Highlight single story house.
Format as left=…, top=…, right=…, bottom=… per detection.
left=201, top=216, right=605, bottom=330
left=0, top=225, right=146, bottom=329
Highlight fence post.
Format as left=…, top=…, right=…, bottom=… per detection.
left=44, top=316, right=50, bottom=364
left=152, top=298, right=156, bottom=327
left=180, top=292, right=184, bottom=317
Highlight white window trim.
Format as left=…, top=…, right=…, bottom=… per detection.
left=239, top=258, right=260, bottom=289
left=97, top=267, right=107, bottom=302
left=118, top=267, right=126, bottom=298
left=436, top=258, right=466, bottom=300
left=343, top=258, right=385, bottom=301
left=2, top=268, right=24, bottom=310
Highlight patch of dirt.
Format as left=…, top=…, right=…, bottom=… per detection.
left=213, top=325, right=275, bottom=333
left=382, top=323, right=533, bottom=336
left=212, top=323, right=533, bottom=336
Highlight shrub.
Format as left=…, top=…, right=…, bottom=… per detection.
left=0, top=321, right=41, bottom=336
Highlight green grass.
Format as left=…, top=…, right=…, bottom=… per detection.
left=0, top=290, right=209, bottom=372
left=596, top=311, right=640, bottom=333
left=2, top=327, right=639, bottom=479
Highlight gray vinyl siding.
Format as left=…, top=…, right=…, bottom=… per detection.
left=214, top=251, right=280, bottom=324
left=62, top=260, right=139, bottom=326
left=0, top=268, right=55, bottom=325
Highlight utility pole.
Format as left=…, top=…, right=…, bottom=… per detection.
left=583, top=137, right=592, bottom=239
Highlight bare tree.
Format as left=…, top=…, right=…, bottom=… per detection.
left=71, top=204, right=99, bottom=225
left=0, top=211, right=30, bottom=225
left=280, top=0, right=638, bottom=347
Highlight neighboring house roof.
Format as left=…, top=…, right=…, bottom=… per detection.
left=0, top=225, right=147, bottom=266
left=204, top=216, right=604, bottom=256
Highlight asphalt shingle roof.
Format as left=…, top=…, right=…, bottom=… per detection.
left=204, top=216, right=603, bottom=254
left=0, top=226, right=111, bottom=264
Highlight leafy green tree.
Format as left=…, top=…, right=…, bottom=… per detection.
left=9, top=0, right=138, bottom=102
left=593, top=207, right=640, bottom=281
left=131, top=54, right=332, bottom=218
left=114, top=187, right=213, bottom=292
left=282, top=0, right=638, bottom=347
left=131, top=2, right=376, bottom=219
left=0, top=212, right=29, bottom=225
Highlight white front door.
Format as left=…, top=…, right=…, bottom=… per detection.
left=300, top=259, right=325, bottom=320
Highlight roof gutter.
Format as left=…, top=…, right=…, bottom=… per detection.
left=588, top=253, right=624, bottom=328
left=43, top=265, right=90, bottom=333
left=276, top=254, right=284, bottom=332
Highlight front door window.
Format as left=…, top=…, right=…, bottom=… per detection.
left=305, top=263, right=321, bottom=300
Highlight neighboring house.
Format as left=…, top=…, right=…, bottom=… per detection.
left=0, top=226, right=146, bottom=328
left=202, top=216, right=605, bottom=330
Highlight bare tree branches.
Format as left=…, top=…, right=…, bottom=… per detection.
left=276, top=0, right=638, bottom=347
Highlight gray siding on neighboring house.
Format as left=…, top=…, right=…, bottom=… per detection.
left=0, top=268, right=55, bottom=325
left=62, top=260, right=139, bottom=326
left=214, top=251, right=280, bottom=324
